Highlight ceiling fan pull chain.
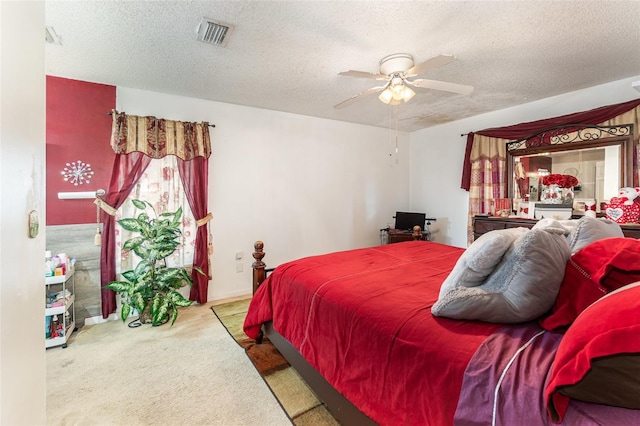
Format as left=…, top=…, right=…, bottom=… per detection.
left=395, top=104, right=399, bottom=155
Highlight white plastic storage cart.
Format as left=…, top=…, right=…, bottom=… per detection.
left=45, top=267, right=76, bottom=348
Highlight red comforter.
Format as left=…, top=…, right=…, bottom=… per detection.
left=244, top=240, right=640, bottom=425
left=244, top=241, right=501, bottom=424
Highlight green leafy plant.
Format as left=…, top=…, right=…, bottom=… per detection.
left=107, top=199, right=201, bottom=326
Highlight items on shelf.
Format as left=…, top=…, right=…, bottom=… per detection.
left=46, top=314, right=64, bottom=339
left=46, top=288, right=72, bottom=308
left=45, top=251, right=53, bottom=277
left=44, top=256, right=76, bottom=348
left=45, top=250, right=75, bottom=277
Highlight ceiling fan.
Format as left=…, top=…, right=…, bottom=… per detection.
left=334, top=53, right=474, bottom=109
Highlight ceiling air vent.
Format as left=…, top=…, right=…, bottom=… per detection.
left=196, top=18, right=233, bottom=47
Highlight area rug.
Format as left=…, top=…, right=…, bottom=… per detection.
left=211, top=299, right=339, bottom=426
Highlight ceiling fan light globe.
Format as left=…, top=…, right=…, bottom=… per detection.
left=378, top=88, right=394, bottom=104
left=391, top=84, right=405, bottom=101
left=402, top=86, right=415, bottom=102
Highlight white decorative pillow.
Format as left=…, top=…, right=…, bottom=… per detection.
left=436, top=227, right=529, bottom=300
left=533, top=218, right=572, bottom=235
left=432, top=227, right=571, bottom=323
left=565, top=216, right=623, bottom=254
left=557, top=219, right=578, bottom=233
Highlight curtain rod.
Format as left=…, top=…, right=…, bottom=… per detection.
left=107, top=111, right=215, bottom=128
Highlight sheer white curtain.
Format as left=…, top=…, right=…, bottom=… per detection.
left=114, top=155, right=197, bottom=277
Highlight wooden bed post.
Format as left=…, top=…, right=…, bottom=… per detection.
left=252, top=240, right=266, bottom=294
left=252, top=241, right=267, bottom=344
left=412, top=225, right=422, bottom=240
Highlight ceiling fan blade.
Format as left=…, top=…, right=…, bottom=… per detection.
left=406, top=54, right=457, bottom=76
left=333, top=85, right=388, bottom=109
left=409, top=78, right=474, bottom=95
left=338, top=70, right=387, bottom=80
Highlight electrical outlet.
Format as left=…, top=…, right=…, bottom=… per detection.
left=236, top=263, right=243, bottom=273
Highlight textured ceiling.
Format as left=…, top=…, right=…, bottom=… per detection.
left=45, top=1, right=640, bottom=132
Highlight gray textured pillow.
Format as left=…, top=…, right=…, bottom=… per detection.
left=436, top=227, right=529, bottom=300
left=432, top=227, right=571, bottom=323
left=565, top=216, right=623, bottom=254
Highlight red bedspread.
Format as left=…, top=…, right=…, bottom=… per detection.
left=244, top=241, right=502, bottom=425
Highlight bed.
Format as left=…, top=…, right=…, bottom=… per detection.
left=243, top=217, right=640, bottom=425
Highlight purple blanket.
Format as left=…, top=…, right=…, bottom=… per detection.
left=454, top=323, right=640, bottom=425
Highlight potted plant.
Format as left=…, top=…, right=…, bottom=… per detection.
left=107, top=199, right=202, bottom=326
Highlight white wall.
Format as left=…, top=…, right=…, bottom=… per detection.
left=114, top=77, right=640, bottom=300
left=0, top=1, right=47, bottom=424
left=116, top=88, right=411, bottom=301
left=410, top=76, right=640, bottom=248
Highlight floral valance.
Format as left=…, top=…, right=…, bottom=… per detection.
left=110, top=110, right=211, bottom=160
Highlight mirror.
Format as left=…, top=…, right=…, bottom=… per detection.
left=507, top=124, right=634, bottom=211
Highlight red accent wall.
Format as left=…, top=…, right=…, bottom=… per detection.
left=46, top=76, right=116, bottom=225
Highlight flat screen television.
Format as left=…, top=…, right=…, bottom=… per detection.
left=394, top=211, right=426, bottom=231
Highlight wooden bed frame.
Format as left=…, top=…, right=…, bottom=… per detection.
left=250, top=230, right=424, bottom=425
left=262, top=321, right=376, bottom=425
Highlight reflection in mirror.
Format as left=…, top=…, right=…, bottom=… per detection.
left=507, top=124, right=634, bottom=213
left=513, top=145, right=620, bottom=202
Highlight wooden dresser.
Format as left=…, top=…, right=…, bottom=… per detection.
left=473, top=215, right=640, bottom=240
left=387, top=230, right=430, bottom=244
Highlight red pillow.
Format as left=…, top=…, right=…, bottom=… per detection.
left=545, top=282, right=640, bottom=423
left=538, top=237, right=640, bottom=332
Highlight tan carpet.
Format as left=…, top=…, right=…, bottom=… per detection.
left=211, top=298, right=339, bottom=426
left=46, top=304, right=292, bottom=425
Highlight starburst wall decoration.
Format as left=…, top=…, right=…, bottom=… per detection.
left=61, top=160, right=94, bottom=186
